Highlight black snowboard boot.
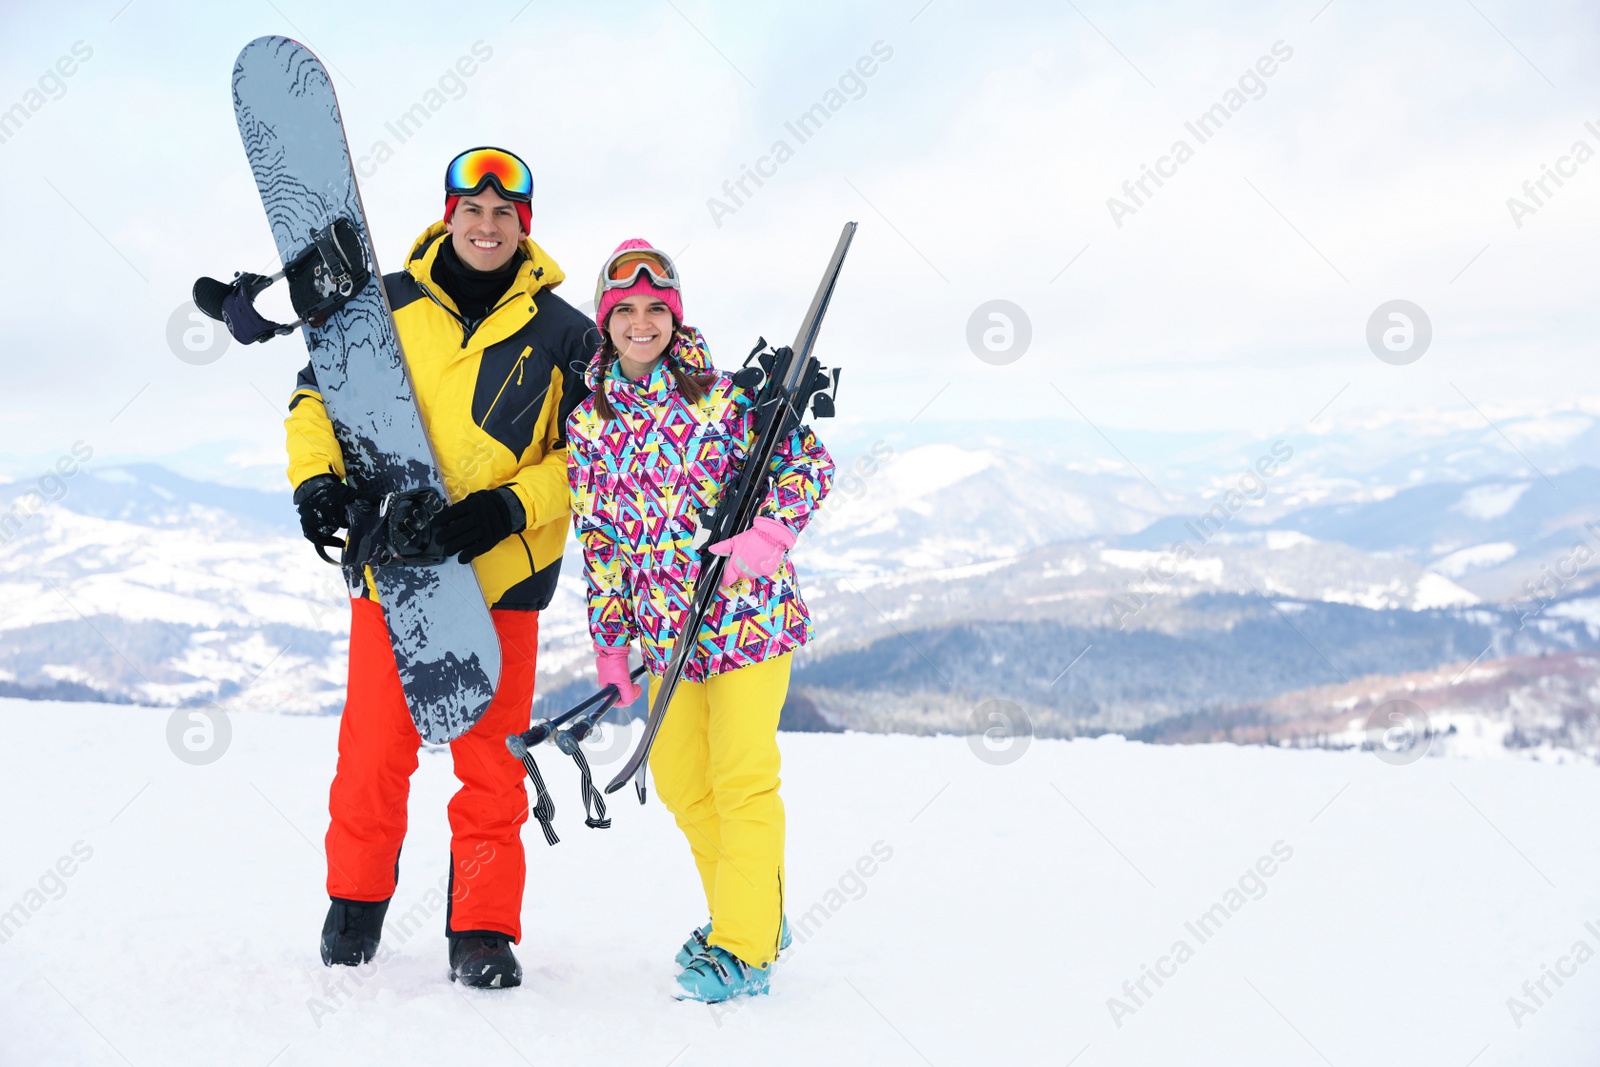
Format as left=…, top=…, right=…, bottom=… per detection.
left=449, top=935, right=522, bottom=988
left=320, top=898, right=390, bottom=967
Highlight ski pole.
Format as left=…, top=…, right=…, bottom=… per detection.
left=505, top=665, right=648, bottom=843
left=505, top=732, right=559, bottom=846
left=552, top=665, right=648, bottom=830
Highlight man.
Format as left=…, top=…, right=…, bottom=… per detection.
left=284, top=146, right=594, bottom=988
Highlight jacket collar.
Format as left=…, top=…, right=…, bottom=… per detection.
left=402, top=222, right=567, bottom=349
left=584, top=327, right=712, bottom=406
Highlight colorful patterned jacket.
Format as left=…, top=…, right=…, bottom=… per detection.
left=566, top=327, right=834, bottom=681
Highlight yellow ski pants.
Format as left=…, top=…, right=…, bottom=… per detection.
left=647, top=653, right=791, bottom=968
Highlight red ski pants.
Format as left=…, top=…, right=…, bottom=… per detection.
left=325, top=596, right=537, bottom=942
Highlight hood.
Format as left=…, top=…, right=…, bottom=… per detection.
left=403, top=220, right=566, bottom=298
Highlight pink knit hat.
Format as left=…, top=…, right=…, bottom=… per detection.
left=594, top=238, right=683, bottom=329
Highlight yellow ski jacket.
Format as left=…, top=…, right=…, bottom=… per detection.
left=284, top=222, right=596, bottom=609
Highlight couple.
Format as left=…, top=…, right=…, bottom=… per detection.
left=283, top=146, right=834, bottom=1002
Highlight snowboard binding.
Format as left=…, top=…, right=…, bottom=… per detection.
left=691, top=337, right=841, bottom=553
left=193, top=218, right=371, bottom=344
left=730, top=336, right=842, bottom=419
left=339, top=487, right=450, bottom=583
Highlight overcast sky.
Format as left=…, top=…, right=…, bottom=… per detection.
left=1, top=0, right=1597, bottom=485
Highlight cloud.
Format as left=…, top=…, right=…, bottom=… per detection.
left=0, top=0, right=1596, bottom=465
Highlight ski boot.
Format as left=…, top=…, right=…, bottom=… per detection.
left=449, top=935, right=522, bottom=989
left=320, top=898, right=390, bottom=966
left=675, top=915, right=792, bottom=968
left=675, top=945, right=772, bottom=1003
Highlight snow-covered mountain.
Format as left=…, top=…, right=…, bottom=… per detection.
left=863, top=400, right=1600, bottom=509
left=1142, top=650, right=1600, bottom=763
left=1125, top=468, right=1600, bottom=602
left=4, top=448, right=1598, bottom=762
left=792, top=591, right=1600, bottom=740
left=797, top=440, right=1176, bottom=575
left=0, top=468, right=347, bottom=711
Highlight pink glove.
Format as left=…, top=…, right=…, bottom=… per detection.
left=708, top=516, right=796, bottom=587
left=594, top=645, right=643, bottom=704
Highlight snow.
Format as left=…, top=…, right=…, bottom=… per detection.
left=1434, top=541, right=1519, bottom=578
left=1098, top=548, right=1224, bottom=582
left=1410, top=571, right=1482, bottom=609
left=4, top=700, right=1599, bottom=1065
left=811, top=444, right=994, bottom=533
left=0, top=509, right=343, bottom=635
left=1548, top=598, right=1600, bottom=631
left=1452, top=483, right=1531, bottom=521
left=1264, top=530, right=1315, bottom=550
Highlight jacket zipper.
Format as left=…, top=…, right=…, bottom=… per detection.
left=418, top=282, right=523, bottom=349
left=478, top=346, right=532, bottom=430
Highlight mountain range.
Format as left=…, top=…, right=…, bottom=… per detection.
left=1, top=413, right=1596, bottom=760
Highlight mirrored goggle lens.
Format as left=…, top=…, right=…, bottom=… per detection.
left=445, top=149, right=532, bottom=201
left=605, top=250, right=676, bottom=285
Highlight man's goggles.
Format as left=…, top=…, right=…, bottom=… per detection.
left=444, top=146, right=533, bottom=203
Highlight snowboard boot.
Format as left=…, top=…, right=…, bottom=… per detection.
left=675, top=915, right=792, bottom=968
left=674, top=945, right=772, bottom=1003
left=320, top=898, right=390, bottom=967
left=449, top=935, right=522, bottom=989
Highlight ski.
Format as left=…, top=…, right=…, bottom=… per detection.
left=604, top=221, right=858, bottom=801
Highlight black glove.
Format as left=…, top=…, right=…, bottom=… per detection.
left=432, top=488, right=520, bottom=564
left=293, top=474, right=352, bottom=556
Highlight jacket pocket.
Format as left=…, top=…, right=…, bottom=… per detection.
left=478, top=345, right=532, bottom=433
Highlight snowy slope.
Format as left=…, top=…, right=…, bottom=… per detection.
left=2, top=700, right=1598, bottom=1065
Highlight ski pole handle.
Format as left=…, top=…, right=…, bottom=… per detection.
left=558, top=665, right=650, bottom=754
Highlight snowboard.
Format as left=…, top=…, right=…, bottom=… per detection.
left=232, top=35, right=499, bottom=743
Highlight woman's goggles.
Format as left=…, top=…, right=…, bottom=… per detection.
left=594, top=246, right=680, bottom=306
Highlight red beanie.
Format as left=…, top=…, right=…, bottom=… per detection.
left=444, top=194, right=531, bottom=236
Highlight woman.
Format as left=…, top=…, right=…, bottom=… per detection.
left=566, top=239, right=834, bottom=1002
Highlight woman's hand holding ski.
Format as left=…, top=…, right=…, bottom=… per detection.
left=708, top=516, right=796, bottom=586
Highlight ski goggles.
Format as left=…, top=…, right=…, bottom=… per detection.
left=444, top=146, right=533, bottom=203
left=594, top=246, right=680, bottom=305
